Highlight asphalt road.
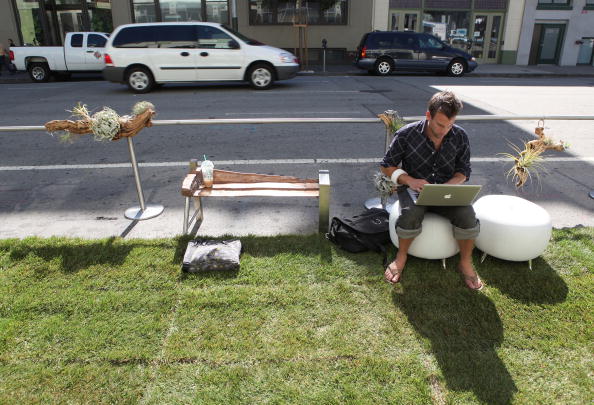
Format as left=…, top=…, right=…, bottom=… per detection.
left=1, top=75, right=593, bottom=238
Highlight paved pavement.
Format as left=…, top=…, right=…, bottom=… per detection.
left=2, top=63, right=594, bottom=84
left=1, top=64, right=593, bottom=241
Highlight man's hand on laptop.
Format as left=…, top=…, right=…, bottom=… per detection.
left=403, top=176, right=429, bottom=192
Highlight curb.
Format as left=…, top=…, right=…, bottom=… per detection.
left=296, top=71, right=594, bottom=78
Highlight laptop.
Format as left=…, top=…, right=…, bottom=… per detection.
left=407, top=184, right=482, bottom=206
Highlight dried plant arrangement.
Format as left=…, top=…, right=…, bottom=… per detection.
left=45, top=101, right=156, bottom=143
left=378, top=109, right=406, bottom=134
left=500, top=122, right=568, bottom=188
left=373, top=172, right=396, bottom=207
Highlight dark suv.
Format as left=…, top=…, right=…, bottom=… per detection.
left=355, top=31, right=477, bottom=77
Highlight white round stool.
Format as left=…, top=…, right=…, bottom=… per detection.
left=473, top=195, right=552, bottom=269
left=388, top=201, right=459, bottom=268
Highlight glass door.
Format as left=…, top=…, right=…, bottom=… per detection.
left=577, top=38, right=594, bottom=65
left=389, top=10, right=420, bottom=32
left=537, top=24, right=565, bottom=64
left=471, top=13, right=503, bottom=63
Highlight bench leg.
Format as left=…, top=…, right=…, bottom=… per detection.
left=183, top=197, right=190, bottom=234
left=183, top=196, right=204, bottom=235
left=318, top=170, right=330, bottom=233
left=194, top=196, right=204, bottom=224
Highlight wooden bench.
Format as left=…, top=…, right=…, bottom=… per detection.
left=181, top=160, right=330, bottom=235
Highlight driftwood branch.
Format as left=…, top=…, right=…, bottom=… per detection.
left=44, top=108, right=155, bottom=141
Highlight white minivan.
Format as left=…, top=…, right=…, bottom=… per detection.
left=103, top=22, right=300, bottom=93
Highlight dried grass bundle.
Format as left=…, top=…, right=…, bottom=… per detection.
left=500, top=124, right=568, bottom=188
left=45, top=101, right=156, bottom=142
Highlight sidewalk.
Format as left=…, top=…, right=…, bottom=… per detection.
left=2, top=63, right=594, bottom=84
left=297, top=63, right=594, bottom=77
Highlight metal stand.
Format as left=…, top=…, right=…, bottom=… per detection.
left=124, top=137, right=164, bottom=220
left=365, top=110, right=399, bottom=211
left=364, top=196, right=396, bottom=212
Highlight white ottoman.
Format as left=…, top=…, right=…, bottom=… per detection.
left=473, top=195, right=552, bottom=269
left=388, top=201, right=459, bottom=267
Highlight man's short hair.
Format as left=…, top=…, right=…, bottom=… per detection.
left=427, top=91, right=463, bottom=119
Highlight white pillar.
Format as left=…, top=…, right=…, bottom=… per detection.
left=371, top=0, right=390, bottom=32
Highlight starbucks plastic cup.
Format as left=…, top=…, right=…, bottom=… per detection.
left=201, top=159, right=214, bottom=187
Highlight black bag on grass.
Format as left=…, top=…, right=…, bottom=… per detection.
left=326, top=208, right=390, bottom=264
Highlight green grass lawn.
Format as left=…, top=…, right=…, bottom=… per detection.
left=0, top=228, right=592, bottom=404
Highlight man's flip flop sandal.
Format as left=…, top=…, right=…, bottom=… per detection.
left=385, top=262, right=402, bottom=284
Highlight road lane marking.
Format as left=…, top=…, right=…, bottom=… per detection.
left=1, top=157, right=593, bottom=171
left=224, top=112, right=366, bottom=116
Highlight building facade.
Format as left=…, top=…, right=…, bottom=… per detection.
left=387, top=0, right=510, bottom=64
left=1, top=0, right=381, bottom=65
left=516, top=0, right=594, bottom=65
left=1, top=0, right=593, bottom=66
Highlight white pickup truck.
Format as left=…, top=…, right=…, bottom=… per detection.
left=11, top=32, right=109, bottom=82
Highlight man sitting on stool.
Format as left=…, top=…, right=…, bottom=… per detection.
left=380, top=90, right=483, bottom=290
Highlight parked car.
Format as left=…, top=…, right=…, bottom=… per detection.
left=10, top=32, right=109, bottom=82
left=355, top=31, right=477, bottom=77
left=103, top=22, right=300, bottom=93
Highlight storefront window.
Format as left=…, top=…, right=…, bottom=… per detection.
left=160, top=0, right=202, bottom=22
left=206, top=0, right=228, bottom=22
left=423, top=10, right=470, bottom=50
left=132, top=0, right=228, bottom=23
left=133, top=0, right=157, bottom=22
left=249, top=0, right=348, bottom=25
left=15, top=0, right=47, bottom=45
left=90, top=0, right=113, bottom=32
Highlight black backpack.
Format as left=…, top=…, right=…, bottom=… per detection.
left=326, top=208, right=391, bottom=265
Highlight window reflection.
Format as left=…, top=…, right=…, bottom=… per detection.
left=249, top=0, right=348, bottom=25
left=133, top=0, right=157, bottom=22
left=423, top=10, right=470, bottom=51
left=132, top=0, right=228, bottom=23
left=160, top=0, right=202, bottom=22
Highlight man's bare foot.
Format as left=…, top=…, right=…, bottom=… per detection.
left=458, top=261, right=483, bottom=291
left=385, top=256, right=407, bottom=284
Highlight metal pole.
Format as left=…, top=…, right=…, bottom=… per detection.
left=124, top=137, right=164, bottom=220
left=128, top=137, right=146, bottom=211
left=366, top=111, right=398, bottom=210
left=4, top=115, right=594, bottom=133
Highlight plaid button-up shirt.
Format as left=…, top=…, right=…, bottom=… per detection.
left=381, top=120, right=471, bottom=184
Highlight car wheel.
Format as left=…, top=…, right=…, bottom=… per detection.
left=447, top=59, right=466, bottom=77
left=374, top=59, right=393, bottom=76
left=28, top=62, right=50, bottom=82
left=126, top=67, right=155, bottom=93
left=248, top=64, right=274, bottom=90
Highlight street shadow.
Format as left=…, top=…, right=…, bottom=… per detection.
left=392, top=275, right=517, bottom=404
